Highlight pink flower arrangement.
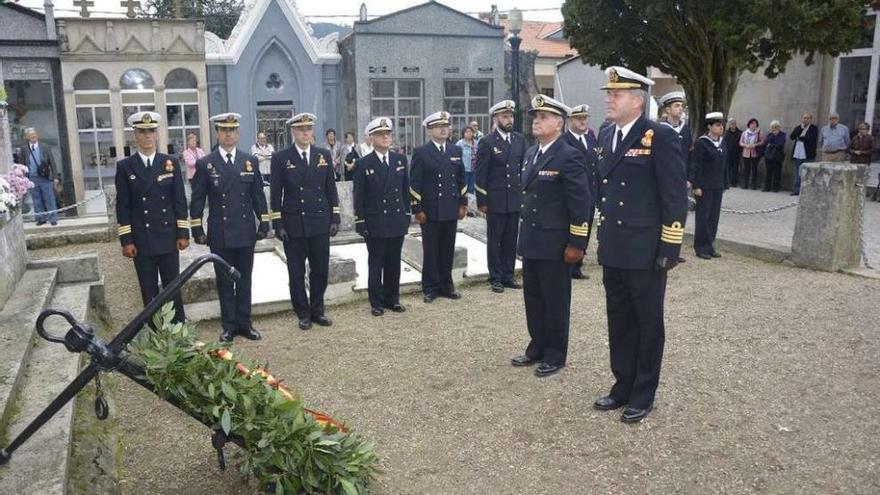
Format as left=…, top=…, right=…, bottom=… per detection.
left=5, top=163, right=33, bottom=201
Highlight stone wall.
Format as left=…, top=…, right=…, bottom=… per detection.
left=0, top=214, right=27, bottom=311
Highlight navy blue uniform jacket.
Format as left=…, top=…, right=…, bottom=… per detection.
left=517, top=138, right=592, bottom=260
left=474, top=129, right=526, bottom=213
left=596, top=116, right=689, bottom=269
left=270, top=145, right=341, bottom=237
left=353, top=151, right=411, bottom=238
left=409, top=142, right=467, bottom=222
left=115, top=152, right=189, bottom=256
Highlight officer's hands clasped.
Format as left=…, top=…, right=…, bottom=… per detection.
left=564, top=245, right=584, bottom=264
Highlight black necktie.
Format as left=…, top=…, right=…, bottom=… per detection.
left=440, top=144, right=445, bottom=155
left=615, top=129, right=623, bottom=153
left=145, top=157, right=151, bottom=169
left=505, top=135, right=510, bottom=144
left=535, top=149, right=543, bottom=164
left=381, top=155, right=388, bottom=168
left=226, top=153, right=233, bottom=168
left=302, top=151, right=308, bottom=166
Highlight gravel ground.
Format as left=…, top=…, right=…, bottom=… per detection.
left=31, top=240, right=880, bottom=495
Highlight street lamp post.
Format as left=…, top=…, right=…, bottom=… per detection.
left=508, top=8, right=523, bottom=133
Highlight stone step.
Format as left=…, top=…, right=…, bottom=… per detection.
left=0, top=282, right=96, bottom=495
left=26, top=226, right=112, bottom=250
left=0, top=268, right=58, bottom=438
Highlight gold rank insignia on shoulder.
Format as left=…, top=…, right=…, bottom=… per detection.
left=165, top=160, right=174, bottom=172
left=245, top=161, right=253, bottom=172
left=641, top=129, right=654, bottom=147
left=318, top=154, right=327, bottom=167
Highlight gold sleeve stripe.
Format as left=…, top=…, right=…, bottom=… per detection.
left=260, top=214, right=271, bottom=222
left=474, top=184, right=488, bottom=195
left=176, top=220, right=190, bottom=228
left=661, top=235, right=684, bottom=245
left=355, top=218, right=365, bottom=223
left=270, top=211, right=282, bottom=220
left=409, top=187, right=422, bottom=201
left=190, top=218, right=203, bottom=227
left=569, top=223, right=590, bottom=236
left=118, top=225, right=132, bottom=236
left=332, top=207, right=341, bottom=213
left=460, top=185, right=468, bottom=196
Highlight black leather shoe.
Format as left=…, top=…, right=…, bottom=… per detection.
left=502, top=280, right=522, bottom=289
left=371, top=307, right=384, bottom=317
left=510, top=354, right=540, bottom=367
left=423, top=293, right=437, bottom=303
left=385, top=303, right=406, bottom=313
left=220, top=329, right=235, bottom=343
left=298, top=318, right=312, bottom=331
left=441, top=291, right=462, bottom=300
left=491, top=282, right=504, bottom=293
left=621, top=405, right=653, bottom=423
left=534, top=362, right=564, bottom=377
left=677, top=256, right=687, bottom=263
left=593, top=395, right=625, bottom=411
left=571, top=270, right=588, bottom=280
left=696, top=252, right=712, bottom=260
left=710, top=251, right=722, bottom=258
left=240, top=327, right=262, bottom=340
left=313, top=315, right=333, bottom=327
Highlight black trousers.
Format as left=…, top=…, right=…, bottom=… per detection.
left=420, top=220, right=457, bottom=295
left=602, top=267, right=667, bottom=409
left=694, top=188, right=723, bottom=255
left=486, top=212, right=519, bottom=284
left=211, top=246, right=255, bottom=333
left=742, top=157, right=760, bottom=189
left=133, top=251, right=185, bottom=323
left=763, top=159, right=783, bottom=191
left=283, top=234, right=330, bottom=319
left=365, top=235, right=404, bottom=308
left=523, top=258, right=572, bottom=366
left=727, top=155, right=740, bottom=187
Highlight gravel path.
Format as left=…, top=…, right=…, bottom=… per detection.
left=31, top=239, right=880, bottom=495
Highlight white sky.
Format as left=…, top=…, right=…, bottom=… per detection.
left=17, top=0, right=564, bottom=23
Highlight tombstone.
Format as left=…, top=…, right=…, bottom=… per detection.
left=0, top=101, right=28, bottom=308
left=791, top=162, right=867, bottom=271
left=335, top=181, right=355, bottom=232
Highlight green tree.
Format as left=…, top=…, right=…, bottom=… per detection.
left=142, top=0, right=243, bottom=39
left=562, top=0, right=864, bottom=134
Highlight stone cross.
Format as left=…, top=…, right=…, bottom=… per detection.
left=120, top=0, right=138, bottom=19
left=73, top=0, right=94, bottom=18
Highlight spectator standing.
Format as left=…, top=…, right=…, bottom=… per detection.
left=342, top=131, right=359, bottom=181
left=723, top=118, right=742, bottom=188
left=820, top=112, right=850, bottom=162
left=358, top=131, right=374, bottom=157
left=323, top=128, right=345, bottom=181
left=456, top=126, right=477, bottom=195
left=182, top=133, right=207, bottom=186
left=739, top=118, right=764, bottom=189
left=789, top=112, right=818, bottom=196
left=19, top=127, right=59, bottom=225
left=762, top=121, right=786, bottom=192
left=469, top=120, right=484, bottom=141
left=848, top=122, right=873, bottom=165
left=250, top=132, right=274, bottom=184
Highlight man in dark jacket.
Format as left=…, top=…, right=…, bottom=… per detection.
left=474, top=100, right=527, bottom=293
left=560, top=103, right=599, bottom=280
left=723, top=119, right=742, bottom=188
left=190, top=112, right=270, bottom=342
left=410, top=111, right=467, bottom=303
left=353, top=117, right=410, bottom=316
left=20, top=128, right=59, bottom=225
left=789, top=112, right=818, bottom=195
left=593, top=67, right=688, bottom=423
left=511, top=95, right=591, bottom=378
left=271, top=113, right=341, bottom=331
left=114, top=111, right=190, bottom=323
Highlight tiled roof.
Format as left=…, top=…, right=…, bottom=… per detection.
left=499, top=19, right=576, bottom=59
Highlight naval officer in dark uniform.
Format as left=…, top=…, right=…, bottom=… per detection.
left=593, top=67, right=688, bottom=423
left=474, top=99, right=526, bottom=293
left=510, top=95, right=591, bottom=378
left=115, top=111, right=189, bottom=323
left=691, top=112, right=727, bottom=260
left=561, top=103, right=599, bottom=280
left=270, top=113, right=341, bottom=330
left=189, top=113, right=269, bottom=342
left=353, top=117, right=410, bottom=316
left=409, top=111, right=467, bottom=303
